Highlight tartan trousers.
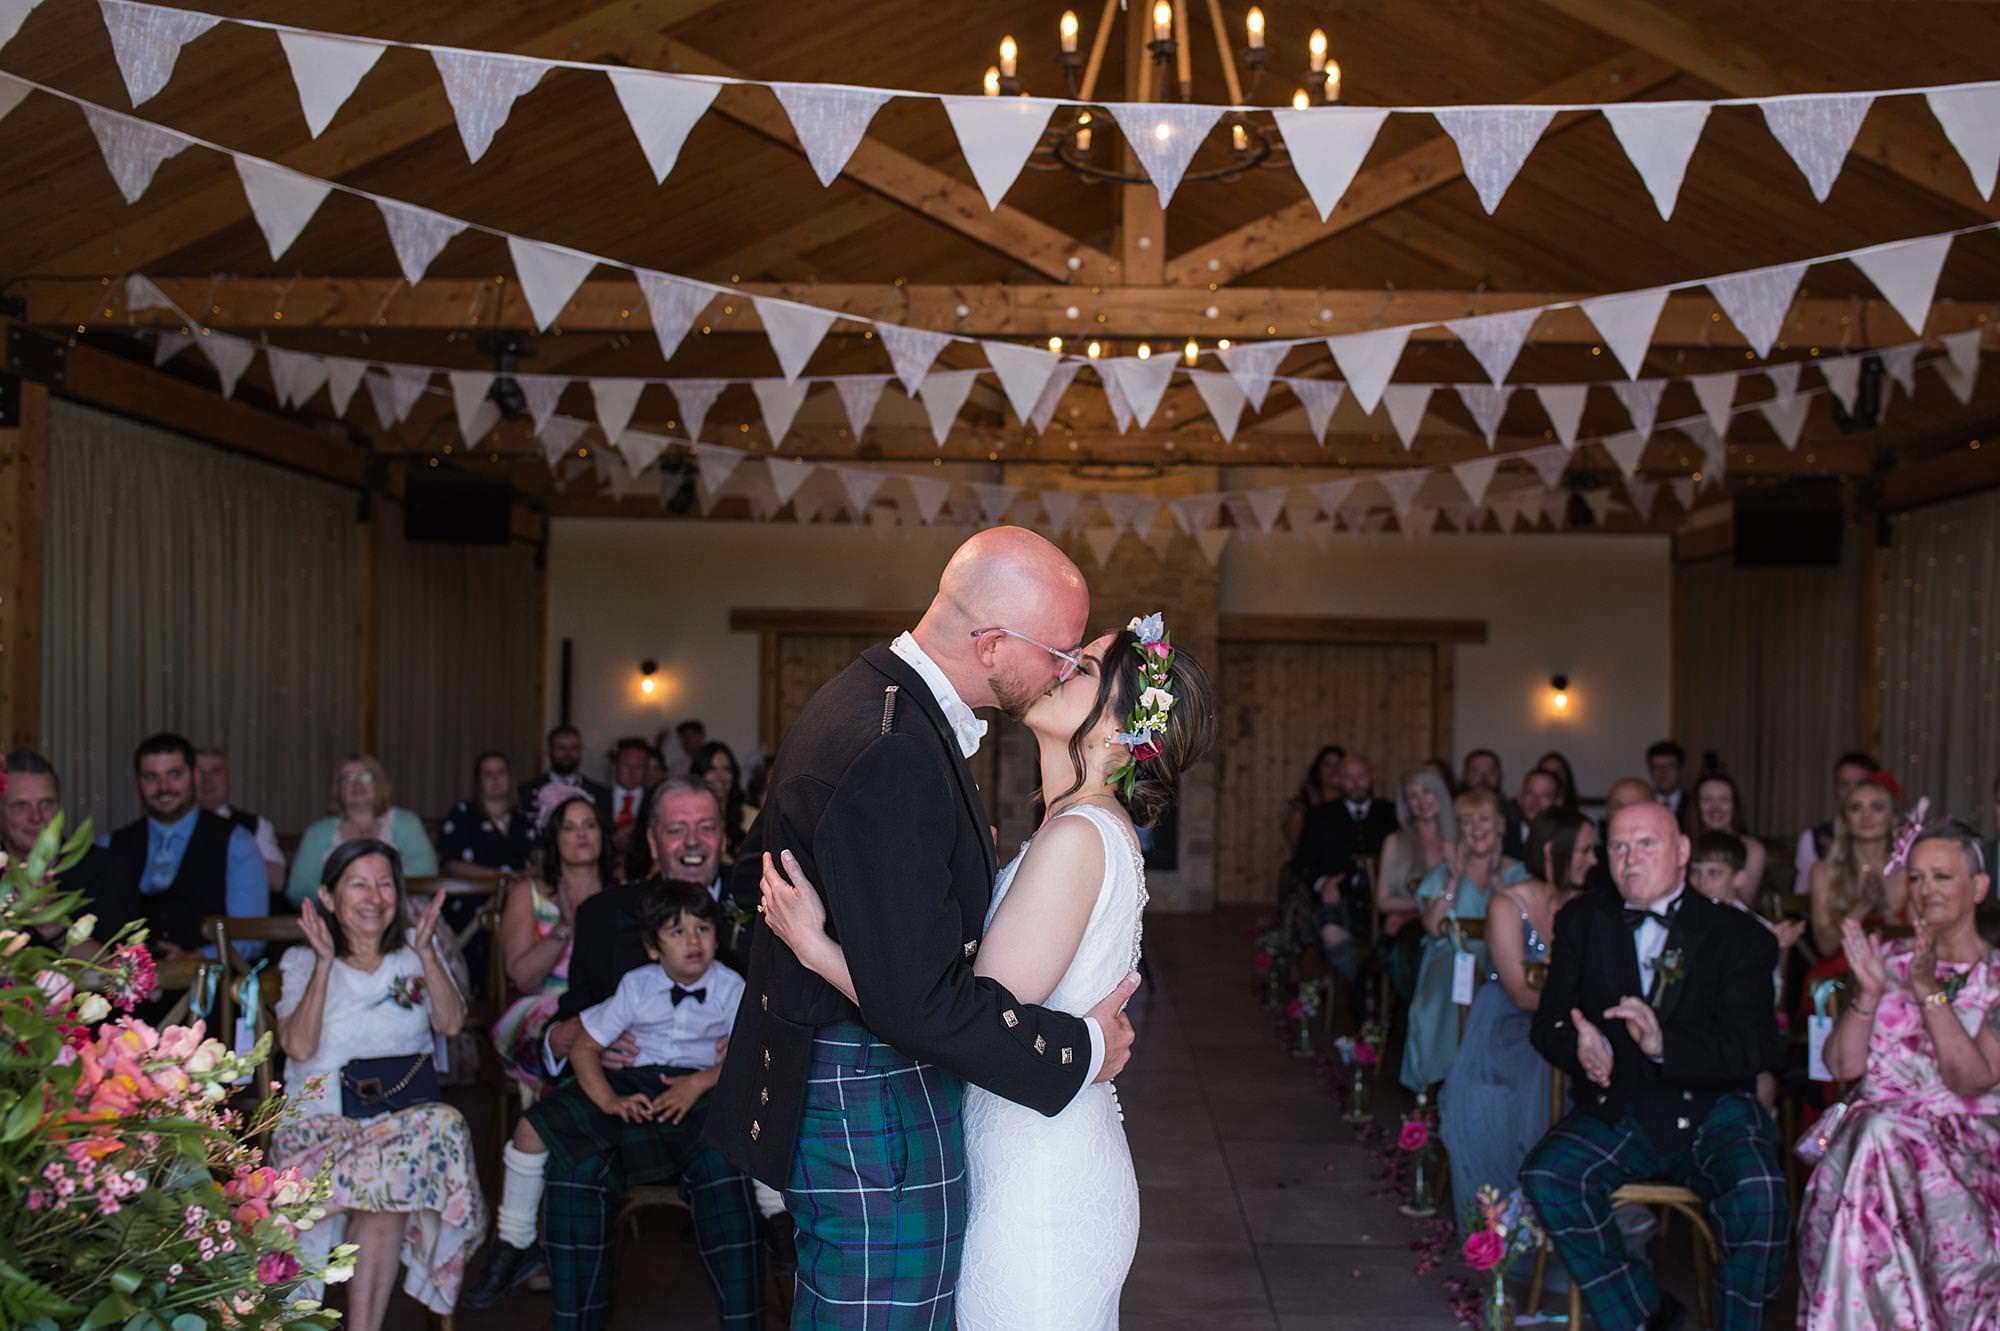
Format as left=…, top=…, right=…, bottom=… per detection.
left=1521, top=1092, right=1789, bottom=1331
left=785, top=1023, right=967, bottom=1330
left=530, top=1065, right=766, bottom=1331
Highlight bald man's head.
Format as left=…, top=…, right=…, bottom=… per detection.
left=1606, top=799, right=1689, bottom=906
left=915, top=527, right=1090, bottom=715
left=1605, top=777, right=1654, bottom=815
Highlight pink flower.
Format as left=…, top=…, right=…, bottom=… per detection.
left=25, top=1190, right=44, bottom=1211
left=1398, top=1119, right=1430, bottom=1152
left=1353, top=1040, right=1378, bottom=1066
left=1148, top=641, right=1172, bottom=658
left=255, top=1250, right=300, bottom=1286
left=153, top=1022, right=206, bottom=1062
left=1133, top=742, right=1162, bottom=763
left=1253, top=950, right=1273, bottom=973
left=1462, top=1229, right=1505, bottom=1271
left=1286, top=998, right=1305, bottom=1020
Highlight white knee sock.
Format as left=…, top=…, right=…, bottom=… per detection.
left=497, top=1142, right=547, bottom=1250
left=752, top=1180, right=786, bottom=1220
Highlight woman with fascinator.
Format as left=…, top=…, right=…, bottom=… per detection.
left=759, top=612, right=1217, bottom=1330
left=489, top=785, right=613, bottom=1096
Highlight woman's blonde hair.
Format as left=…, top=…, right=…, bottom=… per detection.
left=1825, top=775, right=1898, bottom=922
left=330, top=753, right=393, bottom=818
left=1454, top=786, right=1504, bottom=822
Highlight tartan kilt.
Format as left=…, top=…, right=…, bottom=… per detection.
left=787, top=1023, right=968, bottom=1330
left=525, top=1064, right=710, bottom=1175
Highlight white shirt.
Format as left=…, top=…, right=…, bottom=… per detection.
left=612, top=785, right=645, bottom=823
left=217, top=803, right=285, bottom=874
left=1632, top=885, right=1686, bottom=996
left=891, top=632, right=988, bottom=759
left=1346, top=800, right=1370, bottom=823
left=1657, top=789, right=1683, bottom=817
left=581, top=960, right=743, bottom=1070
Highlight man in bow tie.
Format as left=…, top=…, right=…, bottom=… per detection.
left=1523, top=800, right=1786, bottom=1331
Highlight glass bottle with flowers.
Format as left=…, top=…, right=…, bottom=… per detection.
left=1459, top=1184, right=1544, bottom=1331
left=1397, top=1090, right=1441, bottom=1217
left=1288, top=977, right=1327, bottom=1056
left=1336, top=1018, right=1386, bottom=1124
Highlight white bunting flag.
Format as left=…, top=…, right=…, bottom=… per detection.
left=750, top=378, right=810, bottom=447
left=1761, top=94, right=1873, bottom=202
left=233, top=157, right=331, bottom=261
left=918, top=369, right=980, bottom=445
left=364, top=367, right=417, bottom=426
left=971, top=482, right=1020, bottom=525
left=690, top=443, right=741, bottom=497
left=1535, top=384, right=1587, bottom=450
left=834, top=375, right=891, bottom=439
left=0, top=72, right=26, bottom=124
left=1599, top=429, right=1649, bottom=477
left=1107, top=103, right=1226, bottom=207
left=876, top=322, right=953, bottom=395
left=635, top=271, right=709, bottom=363
left=324, top=357, right=365, bottom=417
left=1402, top=506, right=1442, bottom=539
left=99, top=0, right=216, bottom=106
left=1289, top=377, right=1346, bottom=444
left=1941, top=327, right=1983, bottom=382
left=1708, top=262, right=1807, bottom=358
left=194, top=332, right=255, bottom=400
left=1935, top=334, right=1981, bottom=405
left=1217, top=341, right=1288, bottom=411
left=765, top=456, right=815, bottom=509
left=517, top=375, right=566, bottom=436
left=1457, top=384, right=1513, bottom=447
left=1602, top=102, right=1711, bottom=220
left=753, top=298, right=837, bottom=381
left=1581, top=287, right=1669, bottom=379
left=606, top=69, right=719, bottom=184
left=1926, top=86, right=2000, bottom=200
left=1818, top=355, right=1861, bottom=411
left=1451, top=455, right=1501, bottom=507
left=1310, top=478, right=1358, bottom=520
left=1377, top=468, right=1428, bottom=518
left=1625, top=475, right=1660, bottom=522
left=150, top=331, right=190, bottom=366
left=1611, top=378, right=1667, bottom=440
left=124, top=273, right=173, bottom=314
left=1381, top=384, right=1432, bottom=448
left=1272, top=106, right=1389, bottom=221
left=432, top=49, right=548, bottom=163
left=898, top=472, right=948, bottom=525
left=1188, top=370, right=1247, bottom=442
left=1760, top=393, right=1810, bottom=448
left=0, top=0, right=42, bottom=53
left=537, top=415, right=586, bottom=466
left=838, top=467, right=888, bottom=519
left=984, top=341, right=1061, bottom=423
left=1040, top=489, right=1082, bottom=535
left=1103, top=355, right=1177, bottom=428
left=82, top=105, right=190, bottom=203
left=941, top=95, right=1055, bottom=209
left=1523, top=445, right=1570, bottom=490
left=447, top=369, right=499, bottom=446
left=278, top=31, right=384, bottom=137
left=1689, top=422, right=1728, bottom=486
left=668, top=379, right=726, bottom=442
left=589, top=378, right=645, bottom=446
left=1765, top=361, right=1802, bottom=409
left=1239, top=487, right=1283, bottom=534
left=1487, top=491, right=1523, bottom=532
left=618, top=430, right=668, bottom=476
left=1878, top=343, right=1919, bottom=397
left=1325, top=327, right=1409, bottom=414
left=1029, top=360, right=1082, bottom=434
left=1181, top=526, right=1225, bottom=567
left=1146, top=524, right=1181, bottom=557
left=1688, top=371, right=1738, bottom=437
left=376, top=199, right=468, bottom=285
left=1851, top=233, right=1952, bottom=337
left=1669, top=477, right=1697, bottom=512
left=267, top=346, right=328, bottom=408
left=1083, top=526, right=1123, bottom=568
left=791, top=490, right=823, bottom=524
left=506, top=236, right=596, bottom=331
left=1447, top=308, right=1540, bottom=386
left=1432, top=106, right=1557, bottom=213
left=1582, top=491, right=1619, bottom=526
left=1102, top=372, right=1134, bottom=434
left=1171, top=495, right=1221, bottom=535
left=772, top=84, right=890, bottom=185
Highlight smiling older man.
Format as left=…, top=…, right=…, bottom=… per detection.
left=1522, top=800, right=1787, bottom=1331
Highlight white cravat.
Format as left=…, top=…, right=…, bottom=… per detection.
left=1632, top=885, right=1686, bottom=996
left=1347, top=801, right=1368, bottom=822
left=891, top=632, right=988, bottom=759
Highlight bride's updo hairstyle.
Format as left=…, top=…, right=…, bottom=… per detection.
left=1050, top=627, right=1216, bottom=828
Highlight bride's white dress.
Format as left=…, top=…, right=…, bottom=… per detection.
left=955, top=803, right=1146, bottom=1331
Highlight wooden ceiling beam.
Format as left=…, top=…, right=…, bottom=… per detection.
left=664, top=40, right=1115, bottom=285
left=1164, top=48, right=1681, bottom=287
left=38, top=276, right=2000, bottom=347
left=1537, top=0, right=2000, bottom=218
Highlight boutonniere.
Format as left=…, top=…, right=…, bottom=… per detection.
left=377, top=974, right=426, bottom=1010
left=1648, top=948, right=1685, bottom=1006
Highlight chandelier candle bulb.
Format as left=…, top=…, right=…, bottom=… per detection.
left=1324, top=60, right=1341, bottom=102
left=1137, top=342, right=1152, bottom=360
left=1086, top=340, right=1102, bottom=359
left=1059, top=10, right=1079, bottom=53
left=982, top=66, right=1000, bottom=95
left=1246, top=6, right=1265, bottom=49
left=1184, top=337, right=1199, bottom=364
left=998, top=35, right=1018, bottom=79
left=1308, top=27, right=1327, bottom=72
left=1291, top=87, right=1310, bottom=110
left=1152, top=1, right=1172, bottom=41
left=1231, top=122, right=1249, bottom=152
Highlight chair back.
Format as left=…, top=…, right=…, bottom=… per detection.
left=205, top=915, right=306, bottom=1144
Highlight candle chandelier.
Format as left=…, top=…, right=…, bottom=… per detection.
left=981, top=2, right=1342, bottom=187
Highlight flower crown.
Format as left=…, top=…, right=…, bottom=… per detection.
left=1109, top=612, right=1177, bottom=800
left=1884, top=795, right=1931, bottom=876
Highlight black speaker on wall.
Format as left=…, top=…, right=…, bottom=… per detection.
left=403, top=475, right=513, bottom=545
left=1733, top=478, right=1845, bottom=568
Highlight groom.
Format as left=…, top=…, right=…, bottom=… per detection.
left=708, top=527, right=1141, bottom=1328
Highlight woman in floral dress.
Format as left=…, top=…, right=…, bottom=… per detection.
left=274, top=838, right=486, bottom=1328
left=1798, top=823, right=2000, bottom=1330
left=489, top=789, right=609, bottom=1095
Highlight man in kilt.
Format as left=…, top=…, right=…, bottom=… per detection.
left=1524, top=800, right=1787, bottom=1331
left=706, top=527, right=1140, bottom=1328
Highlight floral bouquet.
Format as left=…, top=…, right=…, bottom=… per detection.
left=0, top=811, right=351, bottom=1330
left=1459, top=1185, right=1544, bottom=1329
left=1334, top=1019, right=1387, bottom=1124
left=1253, top=923, right=1295, bottom=1006
left=1397, top=1092, right=1441, bottom=1217
left=1287, top=978, right=1327, bottom=1056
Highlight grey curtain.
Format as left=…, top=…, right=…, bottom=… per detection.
left=1880, top=488, right=2000, bottom=826
left=1674, top=544, right=1860, bottom=838
left=42, top=400, right=361, bottom=835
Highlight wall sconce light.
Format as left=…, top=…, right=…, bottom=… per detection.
left=639, top=658, right=660, bottom=697
left=1549, top=674, right=1570, bottom=713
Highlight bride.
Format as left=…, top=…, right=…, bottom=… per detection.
left=758, top=613, right=1215, bottom=1331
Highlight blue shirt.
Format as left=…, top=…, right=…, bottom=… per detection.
left=102, top=809, right=269, bottom=959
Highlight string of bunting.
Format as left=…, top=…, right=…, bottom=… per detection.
left=10, top=0, right=1999, bottom=215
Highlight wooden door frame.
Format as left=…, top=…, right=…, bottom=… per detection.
left=730, top=608, right=919, bottom=751
left=1215, top=614, right=1487, bottom=763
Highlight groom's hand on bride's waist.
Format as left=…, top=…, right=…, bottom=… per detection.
left=1086, top=972, right=1143, bottom=1082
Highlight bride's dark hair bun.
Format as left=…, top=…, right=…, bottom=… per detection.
left=1057, top=629, right=1217, bottom=829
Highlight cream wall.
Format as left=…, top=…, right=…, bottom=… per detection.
left=545, top=519, right=1674, bottom=800
left=1219, top=530, right=1673, bottom=801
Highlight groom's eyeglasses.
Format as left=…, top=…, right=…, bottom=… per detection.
left=969, top=627, right=1086, bottom=682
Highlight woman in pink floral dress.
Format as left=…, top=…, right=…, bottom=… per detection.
left=1798, top=823, right=2000, bottom=1330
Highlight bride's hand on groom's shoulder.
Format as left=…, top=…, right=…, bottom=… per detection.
left=1086, top=972, right=1143, bottom=1082
left=761, top=850, right=828, bottom=950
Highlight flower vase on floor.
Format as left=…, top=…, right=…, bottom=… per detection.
left=1400, top=1150, right=1437, bottom=1218
left=1343, top=1064, right=1371, bottom=1123
left=1294, top=1018, right=1316, bottom=1057
left=1398, top=1095, right=1438, bottom=1217
left=1482, top=1272, right=1514, bottom=1331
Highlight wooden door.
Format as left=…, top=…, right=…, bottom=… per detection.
left=1214, top=640, right=1438, bottom=904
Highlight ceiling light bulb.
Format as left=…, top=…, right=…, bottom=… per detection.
left=1246, top=7, right=1265, bottom=48
left=1048, top=335, right=1064, bottom=352
left=998, top=35, right=1018, bottom=78
left=1136, top=342, right=1152, bottom=360
left=1324, top=60, right=1341, bottom=102
left=982, top=66, right=1000, bottom=95
left=1308, top=27, right=1327, bottom=71
left=1153, top=121, right=1173, bottom=142
left=1184, top=337, right=1199, bottom=364
left=1152, top=1, right=1172, bottom=40
left=1291, top=87, right=1310, bottom=110
left=1086, top=340, right=1102, bottom=359
left=1060, top=10, right=1079, bottom=52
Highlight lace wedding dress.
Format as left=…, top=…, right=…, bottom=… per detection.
left=956, top=802, right=1147, bottom=1331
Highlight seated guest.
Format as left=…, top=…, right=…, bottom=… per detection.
left=1807, top=772, right=1907, bottom=956
left=1283, top=744, right=1345, bottom=853
left=1442, top=807, right=1592, bottom=1222
left=690, top=739, right=757, bottom=861
left=1798, top=823, right=2000, bottom=1330
left=287, top=755, right=439, bottom=906
left=3, top=748, right=115, bottom=945
left=1645, top=740, right=1686, bottom=820
left=1461, top=747, right=1504, bottom=797
left=1583, top=778, right=1656, bottom=896
left=672, top=717, right=707, bottom=776
left=100, top=732, right=267, bottom=958
left=439, top=750, right=534, bottom=878
left=642, top=744, right=669, bottom=791
left=1401, top=786, right=1527, bottom=1091
left=467, top=881, right=763, bottom=1323
left=1537, top=749, right=1581, bottom=813
left=1686, top=764, right=1766, bottom=899
left=622, top=778, right=730, bottom=906
left=1374, top=766, right=1458, bottom=1001
left=1506, top=768, right=1561, bottom=861
left=519, top=725, right=612, bottom=836
left=1687, top=831, right=1803, bottom=1109
left=1523, top=801, right=1786, bottom=1331
left=490, top=789, right=609, bottom=1099
left=1294, top=754, right=1399, bottom=979
left=194, top=745, right=285, bottom=895
left=274, top=840, right=486, bottom=1331
left=1792, top=751, right=1878, bottom=897
left=605, top=736, right=653, bottom=864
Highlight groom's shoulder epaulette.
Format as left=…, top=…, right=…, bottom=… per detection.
left=879, top=682, right=899, bottom=735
